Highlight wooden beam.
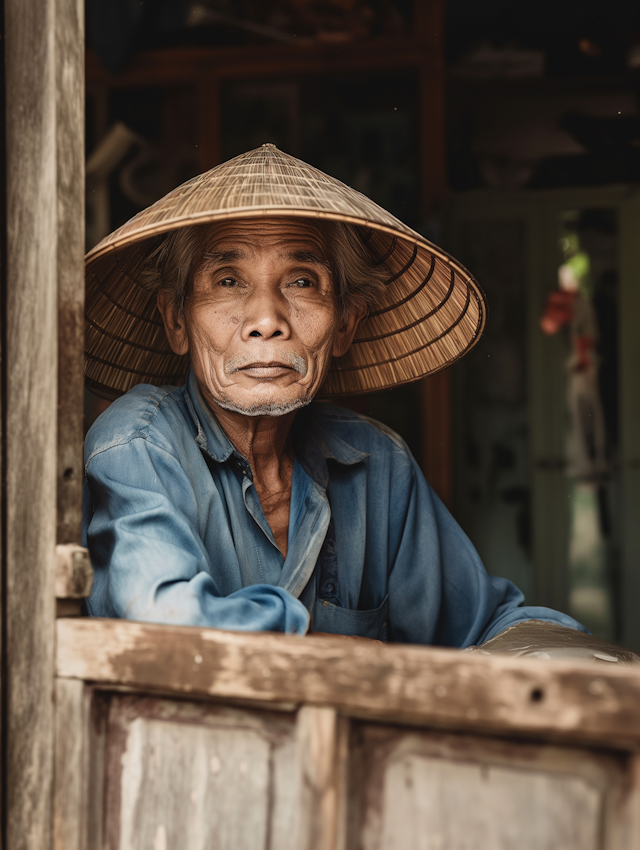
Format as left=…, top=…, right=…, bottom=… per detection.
left=57, top=619, right=640, bottom=749
left=85, top=40, right=438, bottom=89
left=56, top=0, right=85, bottom=547
left=4, top=0, right=58, bottom=846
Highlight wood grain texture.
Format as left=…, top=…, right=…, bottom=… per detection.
left=349, top=725, right=634, bottom=850
left=85, top=39, right=441, bottom=90
left=619, top=195, right=640, bottom=649
left=57, top=619, right=640, bottom=747
left=56, top=0, right=85, bottom=546
left=5, top=0, right=58, bottom=846
left=55, top=544, right=93, bottom=599
left=296, top=707, right=348, bottom=850
left=103, top=695, right=298, bottom=850
left=54, top=679, right=90, bottom=850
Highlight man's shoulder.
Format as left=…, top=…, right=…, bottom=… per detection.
left=308, top=401, right=409, bottom=455
left=85, top=383, right=191, bottom=463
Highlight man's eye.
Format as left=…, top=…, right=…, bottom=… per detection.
left=291, top=278, right=313, bottom=288
left=218, top=278, right=238, bottom=287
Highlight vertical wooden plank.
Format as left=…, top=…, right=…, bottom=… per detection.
left=53, top=680, right=88, bottom=850
left=606, top=751, right=640, bottom=850
left=197, top=73, right=221, bottom=172
left=296, top=706, right=348, bottom=850
left=529, top=198, right=570, bottom=612
left=416, top=0, right=451, bottom=506
left=53, top=682, right=108, bottom=850
left=619, top=196, right=640, bottom=650
left=4, top=0, right=58, bottom=847
left=56, top=0, right=85, bottom=546
left=626, top=753, right=640, bottom=849
left=0, top=5, right=6, bottom=846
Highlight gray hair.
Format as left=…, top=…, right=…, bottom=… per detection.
left=139, top=219, right=389, bottom=321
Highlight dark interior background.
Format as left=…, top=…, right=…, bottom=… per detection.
left=84, top=0, right=640, bottom=644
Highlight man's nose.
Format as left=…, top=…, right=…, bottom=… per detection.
left=241, top=289, right=291, bottom=340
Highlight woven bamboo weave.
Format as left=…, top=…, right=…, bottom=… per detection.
left=85, top=144, right=486, bottom=397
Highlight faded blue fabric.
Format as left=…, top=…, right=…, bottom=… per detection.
left=83, top=369, right=587, bottom=645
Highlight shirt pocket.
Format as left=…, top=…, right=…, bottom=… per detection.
left=313, top=594, right=388, bottom=641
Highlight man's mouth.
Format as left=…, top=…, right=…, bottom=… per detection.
left=237, top=362, right=296, bottom=379
left=225, top=353, right=308, bottom=379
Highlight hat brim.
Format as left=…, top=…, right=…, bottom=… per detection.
left=85, top=146, right=486, bottom=398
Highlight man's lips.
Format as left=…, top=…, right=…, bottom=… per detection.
left=236, top=362, right=298, bottom=379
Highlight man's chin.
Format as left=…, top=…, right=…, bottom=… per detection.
left=213, top=392, right=314, bottom=417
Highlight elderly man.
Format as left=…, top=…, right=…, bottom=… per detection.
left=83, top=144, right=585, bottom=644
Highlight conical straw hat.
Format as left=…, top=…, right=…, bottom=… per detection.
left=85, top=144, right=486, bottom=397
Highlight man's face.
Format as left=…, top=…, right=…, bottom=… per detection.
left=158, top=219, right=360, bottom=416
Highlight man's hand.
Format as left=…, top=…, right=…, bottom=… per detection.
left=311, top=631, right=383, bottom=645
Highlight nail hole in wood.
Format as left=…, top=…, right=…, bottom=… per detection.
left=530, top=687, right=544, bottom=703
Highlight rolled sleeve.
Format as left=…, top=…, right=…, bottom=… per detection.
left=84, top=437, right=309, bottom=635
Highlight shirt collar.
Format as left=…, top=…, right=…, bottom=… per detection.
left=184, top=367, right=369, bottom=485
left=290, top=407, right=368, bottom=487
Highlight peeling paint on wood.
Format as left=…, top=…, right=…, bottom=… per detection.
left=5, top=0, right=58, bottom=845
left=103, top=696, right=299, bottom=850
left=55, top=544, right=94, bottom=599
left=350, top=725, right=636, bottom=850
left=57, top=619, right=640, bottom=747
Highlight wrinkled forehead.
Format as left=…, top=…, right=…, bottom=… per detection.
left=196, top=217, right=331, bottom=260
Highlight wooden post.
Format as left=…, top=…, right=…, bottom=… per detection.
left=56, top=0, right=85, bottom=547
left=4, top=0, right=58, bottom=846
left=416, top=0, right=451, bottom=506
left=4, top=0, right=84, bottom=846
left=619, top=195, right=640, bottom=650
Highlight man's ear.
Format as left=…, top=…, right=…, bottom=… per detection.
left=157, top=289, right=190, bottom=356
left=332, top=306, right=365, bottom=358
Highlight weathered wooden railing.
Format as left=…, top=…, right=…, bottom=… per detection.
left=54, top=618, right=640, bottom=850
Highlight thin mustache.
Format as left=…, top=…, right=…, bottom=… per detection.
left=224, top=352, right=307, bottom=376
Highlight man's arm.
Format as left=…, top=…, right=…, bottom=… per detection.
left=385, top=449, right=587, bottom=648
left=84, top=436, right=309, bottom=634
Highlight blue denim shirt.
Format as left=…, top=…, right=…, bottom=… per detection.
left=83, top=369, right=586, bottom=645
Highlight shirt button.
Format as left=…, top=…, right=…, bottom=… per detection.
left=323, top=600, right=329, bottom=607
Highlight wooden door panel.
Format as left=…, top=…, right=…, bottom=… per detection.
left=373, top=756, right=600, bottom=850
left=349, top=725, right=633, bottom=850
left=104, top=696, right=298, bottom=850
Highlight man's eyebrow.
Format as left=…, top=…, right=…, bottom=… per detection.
left=201, top=249, right=246, bottom=264
left=284, top=250, right=331, bottom=269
